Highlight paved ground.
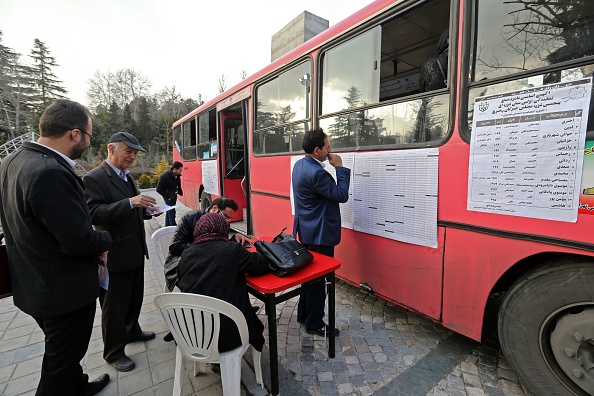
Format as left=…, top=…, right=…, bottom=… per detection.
left=0, top=189, right=533, bottom=396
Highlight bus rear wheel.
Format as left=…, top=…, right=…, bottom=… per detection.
left=200, top=191, right=211, bottom=211
left=498, top=260, right=594, bottom=395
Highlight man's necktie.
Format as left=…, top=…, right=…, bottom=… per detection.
left=119, top=171, right=126, bottom=181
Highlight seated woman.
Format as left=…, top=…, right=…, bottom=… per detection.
left=177, top=212, right=270, bottom=352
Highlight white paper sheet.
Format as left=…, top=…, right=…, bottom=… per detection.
left=468, top=77, right=592, bottom=222
left=151, top=204, right=176, bottom=215
left=352, top=149, right=438, bottom=248
left=202, top=160, right=219, bottom=195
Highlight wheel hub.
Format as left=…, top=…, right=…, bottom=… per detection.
left=549, top=306, right=594, bottom=394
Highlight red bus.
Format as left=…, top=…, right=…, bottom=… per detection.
left=172, top=1, right=594, bottom=394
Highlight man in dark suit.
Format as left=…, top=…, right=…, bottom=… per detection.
left=83, top=132, right=159, bottom=372
left=156, top=161, right=183, bottom=226
left=292, top=128, right=350, bottom=337
left=0, top=99, right=112, bottom=395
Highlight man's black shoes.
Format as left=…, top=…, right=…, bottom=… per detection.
left=163, top=332, right=174, bottom=342
left=128, top=330, right=155, bottom=343
left=110, top=355, right=135, bottom=372
left=85, top=373, right=109, bottom=395
left=306, top=324, right=340, bottom=337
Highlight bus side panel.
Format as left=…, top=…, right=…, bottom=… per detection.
left=250, top=156, right=292, bottom=198
left=250, top=155, right=295, bottom=234
left=441, top=228, right=594, bottom=341
left=223, top=179, right=247, bottom=222
left=176, top=159, right=202, bottom=210
left=251, top=194, right=294, bottom=237
left=336, top=228, right=445, bottom=320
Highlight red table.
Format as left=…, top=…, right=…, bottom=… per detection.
left=246, top=250, right=341, bottom=396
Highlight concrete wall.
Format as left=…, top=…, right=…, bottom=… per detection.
left=271, top=11, right=329, bottom=62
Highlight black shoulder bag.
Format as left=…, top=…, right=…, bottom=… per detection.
left=254, top=228, right=314, bottom=277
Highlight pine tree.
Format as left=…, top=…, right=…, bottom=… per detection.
left=106, top=101, right=121, bottom=134
left=327, top=86, right=363, bottom=147
left=29, top=39, right=67, bottom=113
left=0, top=31, right=35, bottom=141
left=136, top=96, right=153, bottom=148
left=122, top=103, right=137, bottom=135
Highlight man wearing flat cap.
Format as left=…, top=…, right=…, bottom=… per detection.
left=83, top=132, right=159, bottom=372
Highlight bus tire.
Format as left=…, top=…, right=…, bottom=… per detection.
left=200, top=191, right=211, bottom=211
left=498, top=259, right=594, bottom=396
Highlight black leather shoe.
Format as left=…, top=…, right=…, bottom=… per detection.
left=110, top=356, right=135, bottom=372
left=129, top=330, right=155, bottom=342
left=163, top=332, right=174, bottom=342
left=306, top=325, right=340, bottom=337
left=85, top=373, right=109, bottom=396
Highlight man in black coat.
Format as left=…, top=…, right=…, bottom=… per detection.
left=83, top=132, right=159, bottom=372
left=156, top=161, right=183, bottom=226
left=168, top=196, right=247, bottom=257
left=0, top=99, right=112, bottom=395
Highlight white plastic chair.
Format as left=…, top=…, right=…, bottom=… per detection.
left=151, top=226, right=177, bottom=292
left=153, top=293, right=263, bottom=396
left=151, top=226, right=177, bottom=266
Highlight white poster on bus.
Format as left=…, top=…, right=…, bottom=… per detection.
left=351, top=149, right=438, bottom=248
left=467, top=78, right=592, bottom=222
left=202, top=160, right=219, bottom=195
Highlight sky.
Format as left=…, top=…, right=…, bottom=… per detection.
left=0, top=0, right=373, bottom=107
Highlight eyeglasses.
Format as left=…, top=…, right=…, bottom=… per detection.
left=217, top=209, right=233, bottom=220
left=75, top=128, right=95, bottom=142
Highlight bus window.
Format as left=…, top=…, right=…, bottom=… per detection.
left=181, top=118, right=197, bottom=161
left=468, top=2, right=594, bottom=131
left=473, top=1, right=594, bottom=83
left=254, top=123, right=308, bottom=154
left=320, top=93, right=449, bottom=148
left=254, top=60, right=311, bottom=155
left=321, top=26, right=381, bottom=115
left=263, top=131, right=287, bottom=153
left=198, top=108, right=217, bottom=160
left=173, top=125, right=182, bottom=155
left=320, top=0, right=450, bottom=149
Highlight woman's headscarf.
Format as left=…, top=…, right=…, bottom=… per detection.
left=193, top=212, right=230, bottom=245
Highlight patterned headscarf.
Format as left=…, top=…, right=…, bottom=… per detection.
left=193, top=212, right=230, bottom=245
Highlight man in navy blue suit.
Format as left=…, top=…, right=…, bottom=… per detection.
left=292, top=128, right=350, bottom=336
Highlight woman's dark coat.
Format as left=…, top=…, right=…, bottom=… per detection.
left=177, top=240, right=270, bottom=351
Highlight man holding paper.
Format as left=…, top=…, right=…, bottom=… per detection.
left=156, top=161, right=183, bottom=226
left=84, top=132, right=159, bottom=372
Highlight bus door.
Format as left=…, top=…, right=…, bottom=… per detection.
left=218, top=99, right=251, bottom=236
